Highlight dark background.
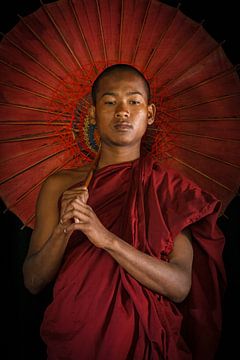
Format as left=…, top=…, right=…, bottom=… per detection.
left=1, top=1, right=239, bottom=359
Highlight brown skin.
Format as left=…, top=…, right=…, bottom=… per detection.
left=23, top=71, right=193, bottom=302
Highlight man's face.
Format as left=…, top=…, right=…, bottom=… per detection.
left=92, top=71, right=155, bottom=149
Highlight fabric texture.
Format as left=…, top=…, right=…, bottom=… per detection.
left=40, top=154, right=226, bottom=360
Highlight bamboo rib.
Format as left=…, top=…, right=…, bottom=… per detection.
left=150, top=41, right=225, bottom=88
left=0, top=132, right=59, bottom=143
left=145, top=126, right=240, bottom=143
left=163, top=65, right=240, bottom=100
left=168, top=116, right=240, bottom=123
left=0, top=81, right=91, bottom=113
left=0, top=101, right=72, bottom=118
left=69, top=0, right=97, bottom=73
left=131, top=0, right=152, bottom=64
left=0, top=59, right=57, bottom=92
left=165, top=152, right=235, bottom=193
left=0, top=140, right=60, bottom=165
left=169, top=142, right=240, bottom=168
left=0, top=81, right=53, bottom=101
left=0, top=120, right=70, bottom=125
left=40, top=0, right=84, bottom=72
left=18, top=14, right=72, bottom=76
left=170, top=130, right=240, bottom=143
left=21, top=213, right=35, bottom=230
left=0, top=147, right=70, bottom=185
left=118, top=0, right=124, bottom=62
left=167, top=92, right=240, bottom=112
left=0, top=32, right=62, bottom=82
left=150, top=20, right=204, bottom=82
left=143, top=3, right=180, bottom=73
left=3, top=155, right=76, bottom=215
left=95, top=0, right=108, bottom=67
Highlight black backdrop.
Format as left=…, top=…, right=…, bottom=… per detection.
left=1, top=1, right=239, bottom=359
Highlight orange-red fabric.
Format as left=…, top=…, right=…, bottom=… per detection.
left=40, top=155, right=226, bottom=359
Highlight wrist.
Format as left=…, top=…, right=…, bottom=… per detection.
left=103, top=231, right=119, bottom=252
left=54, top=222, right=72, bottom=240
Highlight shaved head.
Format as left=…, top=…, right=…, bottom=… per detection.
left=91, top=64, right=151, bottom=105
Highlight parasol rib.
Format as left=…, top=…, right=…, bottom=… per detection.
left=165, top=152, right=236, bottom=193
left=150, top=20, right=204, bottom=81
left=69, top=0, right=97, bottom=73
left=0, top=147, right=71, bottom=186
left=150, top=41, right=226, bottom=88
left=3, top=155, right=77, bottom=215
left=0, top=141, right=60, bottom=164
left=170, top=130, right=240, bottom=143
left=0, top=101, right=72, bottom=118
left=164, top=65, right=240, bottom=100
left=167, top=92, right=240, bottom=111
left=18, top=14, right=72, bottom=76
left=170, top=142, right=240, bottom=168
left=0, top=120, right=70, bottom=125
left=0, top=59, right=57, bottom=92
left=21, top=213, right=35, bottom=230
left=40, top=0, right=84, bottom=73
left=169, top=116, right=240, bottom=123
left=0, top=81, right=53, bottom=101
left=143, top=4, right=179, bottom=73
left=95, top=0, right=108, bottom=67
left=0, top=132, right=59, bottom=143
left=0, top=32, right=62, bottom=82
left=131, top=0, right=152, bottom=64
left=118, top=0, right=124, bottom=62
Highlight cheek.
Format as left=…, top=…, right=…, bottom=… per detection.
left=134, top=109, right=148, bottom=123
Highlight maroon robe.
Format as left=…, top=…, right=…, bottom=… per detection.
left=40, top=154, right=226, bottom=359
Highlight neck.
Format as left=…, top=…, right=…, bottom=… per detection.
left=97, top=143, right=140, bottom=169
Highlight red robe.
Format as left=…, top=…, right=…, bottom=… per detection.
left=40, top=155, right=226, bottom=359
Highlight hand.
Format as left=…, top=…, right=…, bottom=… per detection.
left=61, top=198, right=113, bottom=249
left=59, top=186, right=89, bottom=231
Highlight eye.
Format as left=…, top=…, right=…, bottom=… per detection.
left=104, top=100, right=116, bottom=105
left=129, top=99, right=141, bottom=105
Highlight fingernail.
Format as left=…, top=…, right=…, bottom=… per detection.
left=63, top=228, right=67, bottom=233
left=60, top=219, right=63, bottom=224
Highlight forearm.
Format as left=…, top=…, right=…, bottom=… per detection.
left=23, top=225, right=70, bottom=294
left=104, top=232, right=191, bottom=303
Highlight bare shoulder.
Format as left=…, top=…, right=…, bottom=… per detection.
left=40, top=162, right=92, bottom=197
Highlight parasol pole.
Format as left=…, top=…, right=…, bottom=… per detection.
left=83, top=144, right=101, bottom=188
left=74, top=144, right=101, bottom=223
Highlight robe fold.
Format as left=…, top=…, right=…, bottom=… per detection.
left=40, top=154, right=226, bottom=360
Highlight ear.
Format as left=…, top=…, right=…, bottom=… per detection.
left=147, top=103, right=156, bottom=125
left=88, top=105, right=96, bottom=125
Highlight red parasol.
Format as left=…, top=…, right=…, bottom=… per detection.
left=0, top=0, right=239, bottom=229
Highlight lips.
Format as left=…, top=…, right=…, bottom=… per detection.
left=114, top=122, right=133, bottom=131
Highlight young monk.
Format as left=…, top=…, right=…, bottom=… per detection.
left=23, top=64, right=226, bottom=359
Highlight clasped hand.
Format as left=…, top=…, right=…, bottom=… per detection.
left=60, top=186, right=111, bottom=249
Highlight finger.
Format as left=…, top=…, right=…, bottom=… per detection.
left=61, top=205, right=92, bottom=223
left=64, top=222, right=87, bottom=233
left=62, top=191, right=89, bottom=207
left=63, top=187, right=88, bottom=197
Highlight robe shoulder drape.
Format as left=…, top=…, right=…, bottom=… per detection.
left=40, top=154, right=226, bottom=360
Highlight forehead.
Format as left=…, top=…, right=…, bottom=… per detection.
left=97, top=70, right=147, bottom=95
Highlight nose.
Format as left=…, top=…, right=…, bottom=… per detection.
left=115, top=103, right=129, bottom=119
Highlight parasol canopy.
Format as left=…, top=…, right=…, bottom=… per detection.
left=0, top=0, right=239, bottom=229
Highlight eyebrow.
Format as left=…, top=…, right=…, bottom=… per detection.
left=100, top=91, right=144, bottom=98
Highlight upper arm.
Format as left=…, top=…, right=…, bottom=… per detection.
left=26, top=175, right=62, bottom=257
left=168, top=228, right=193, bottom=293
